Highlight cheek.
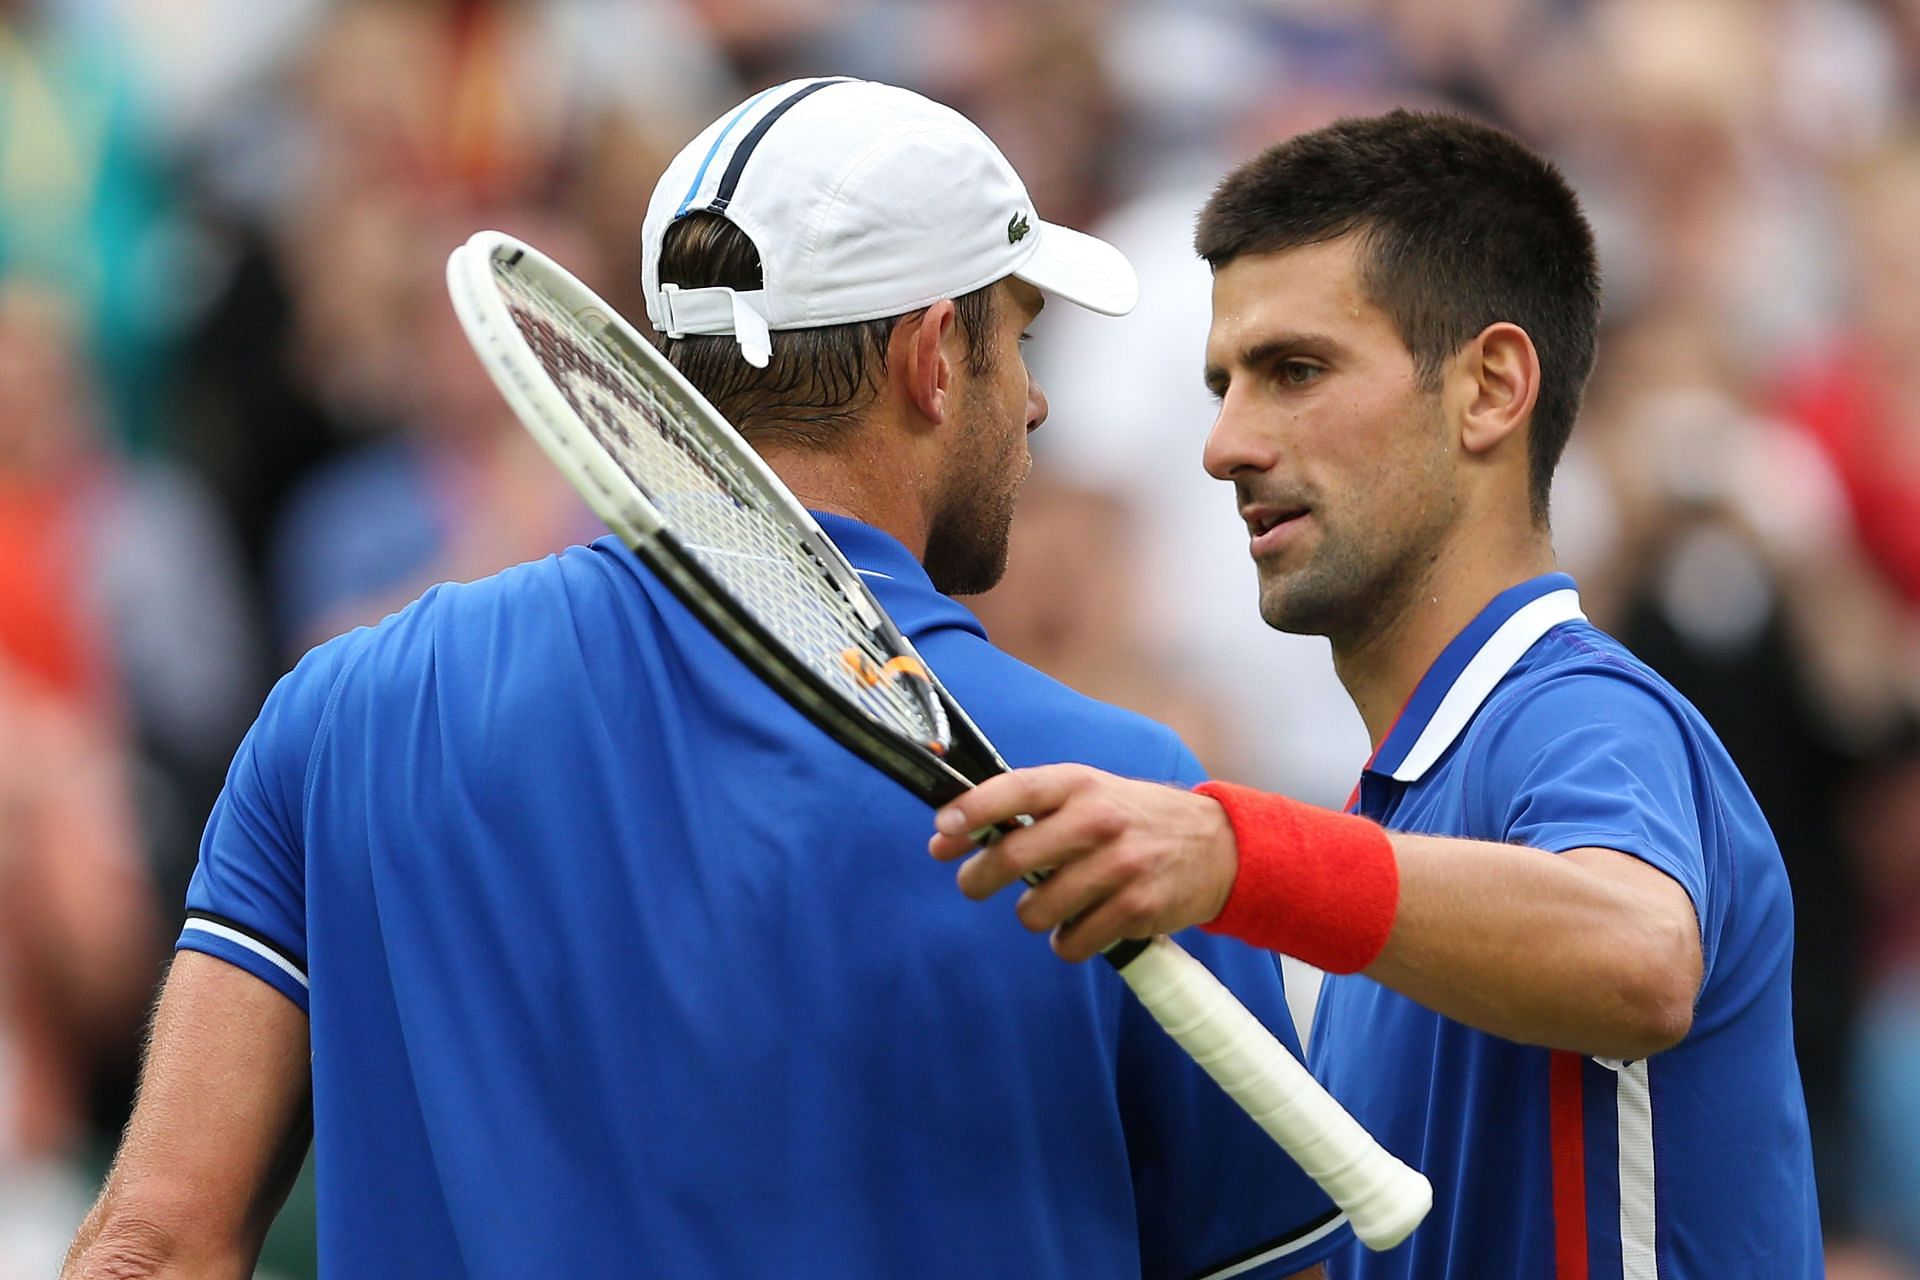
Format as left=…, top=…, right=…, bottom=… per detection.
left=1344, top=391, right=1433, bottom=478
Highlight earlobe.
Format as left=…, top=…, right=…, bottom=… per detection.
left=1458, top=322, right=1540, bottom=457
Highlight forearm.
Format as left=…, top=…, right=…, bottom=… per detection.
left=62, top=1201, right=253, bottom=1280
left=1365, top=833, right=1698, bottom=1059
left=1195, top=784, right=1701, bottom=1058
left=64, top=952, right=312, bottom=1280
left=930, top=767, right=1700, bottom=1059
left=66, top=1114, right=310, bottom=1280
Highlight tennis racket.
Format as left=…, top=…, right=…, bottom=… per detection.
left=445, top=229, right=1432, bottom=1252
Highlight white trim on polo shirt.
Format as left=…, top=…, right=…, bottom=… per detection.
left=1388, top=589, right=1586, bottom=783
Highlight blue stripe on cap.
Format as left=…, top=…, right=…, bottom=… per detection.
left=675, top=84, right=781, bottom=218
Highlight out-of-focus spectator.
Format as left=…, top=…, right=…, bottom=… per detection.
left=266, top=210, right=600, bottom=656
left=0, top=0, right=179, bottom=448
left=0, top=277, right=261, bottom=890
left=0, top=280, right=168, bottom=1276
left=1766, top=133, right=1920, bottom=1262
left=1779, top=136, right=1920, bottom=611
left=5, top=278, right=261, bottom=888
left=172, top=0, right=722, bottom=601
left=1851, top=750, right=1920, bottom=1262
left=1556, top=0, right=1849, bottom=365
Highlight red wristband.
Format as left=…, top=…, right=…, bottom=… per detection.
left=1193, top=781, right=1399, bottom=974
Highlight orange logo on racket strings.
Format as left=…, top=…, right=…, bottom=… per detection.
left=838, top=649, right=930, bottom=688
left=837, top=651, right=942, bottom=752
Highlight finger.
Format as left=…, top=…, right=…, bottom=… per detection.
left=1009, top=841, right=1139, bottom=935
left=1049, top=889, right=1155, bottom=964
left=952, top=784, right=1139, bottom=900
left=932, top=764, right=1096, bottom=840
left=927, top=827, right=980, bottom=862
left=952, top=821, right=1081, bottom=901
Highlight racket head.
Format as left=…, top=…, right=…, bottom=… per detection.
left=445, top=229, right=1004, bottom=805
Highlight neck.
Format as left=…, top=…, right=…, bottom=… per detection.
left=756, top=432, right=933, bottom=560
left=1333, top=518, right=1558, bottom=748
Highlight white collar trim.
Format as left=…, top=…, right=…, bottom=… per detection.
left=1389, top=588, right=1586, bottom=782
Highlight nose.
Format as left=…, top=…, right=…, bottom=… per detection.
left=1026, top=374, right=1049, bottom=433
left=1202, top=387, right=1273, bottom=481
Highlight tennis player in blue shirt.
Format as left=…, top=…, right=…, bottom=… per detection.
left=63, top=81, right=1347, bottom=1279
left=932, top=110, right=1822, bottom=1278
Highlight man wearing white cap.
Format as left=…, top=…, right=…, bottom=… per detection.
left=64, top=81, right=1346, bottom=1279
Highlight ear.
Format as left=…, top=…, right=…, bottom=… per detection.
left=890, top=299, right=961, bottom=428
left=1452, top=322, right=1540, bottom=457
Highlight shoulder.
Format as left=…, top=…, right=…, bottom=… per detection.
left=297, top=541, right=688, bottom=753
left=918, top=628, right=1203, bottom=785
left=343, top=540, right=639, bottom=665
left=1469, top=622, right=1709, bottom=769
left=1453, top=620, right=1753, bottom=874
left=266, top=625, right=378, bottom=731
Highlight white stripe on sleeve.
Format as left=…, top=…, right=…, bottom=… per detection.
left=182, top=918, right=310, bottom=990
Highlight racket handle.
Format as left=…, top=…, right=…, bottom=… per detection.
left=1115, top=937, right=1432, bottom=1252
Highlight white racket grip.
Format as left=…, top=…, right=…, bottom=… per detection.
left=1116, top=937, right=1432, bottom=1251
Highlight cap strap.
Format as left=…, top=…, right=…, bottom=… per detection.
left=655, top=283, right=773, bottom=369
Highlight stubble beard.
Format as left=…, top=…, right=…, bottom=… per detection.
left=1257, top=526, right=1385, bottom=640
left=1254, top=415, right=1460, bottom=646
left=923, top=388, right=1027, bottom=597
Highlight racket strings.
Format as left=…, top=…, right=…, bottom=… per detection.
left=493, top=261, right=946, bottom=747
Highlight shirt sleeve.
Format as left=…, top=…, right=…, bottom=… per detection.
left=177, top=631, right=364, bottom=1012
left=1464, top=668, right=1717, bottom=974
left=1121, top=734, right=1353, bottom=1277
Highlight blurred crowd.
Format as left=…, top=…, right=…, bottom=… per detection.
left=2, top=0, right=1919, bottom=1274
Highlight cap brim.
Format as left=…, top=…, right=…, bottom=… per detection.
left=1013, top=220, right=1139, bottom=317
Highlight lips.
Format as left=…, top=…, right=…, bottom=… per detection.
left=1244, top=506, right=1306, bottom=535
left=1241, top=503, right=1312, bottom=557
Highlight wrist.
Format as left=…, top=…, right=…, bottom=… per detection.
left=1192, top=781, right=1399, bottom=973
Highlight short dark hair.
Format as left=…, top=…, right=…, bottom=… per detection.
left=654, top=213, right=997, bottom=447
left=1196, top=109, right=1601, bottom=522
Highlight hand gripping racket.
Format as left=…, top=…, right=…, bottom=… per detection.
left=446, top=229, right=1432, bottom=1251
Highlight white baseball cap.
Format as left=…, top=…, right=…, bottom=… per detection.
left=642, top=77, right=1138, bottom=368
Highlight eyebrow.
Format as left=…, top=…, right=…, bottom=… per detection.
left=1203, top=332, right=1342, bottom=393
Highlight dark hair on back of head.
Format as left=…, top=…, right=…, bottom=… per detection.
left=1196, top=109, right=1601, bottom=523
left=653, top=213, right=996, bottom=448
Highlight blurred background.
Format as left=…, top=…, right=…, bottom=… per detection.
left=3, top=0, right=1919, bottom=1273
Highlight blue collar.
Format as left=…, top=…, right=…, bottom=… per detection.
left=810, top=511, right=930, bottom=584
left=1365, top=572, right=1586, bottom=783
left=809, top=511, right=989, bottom=640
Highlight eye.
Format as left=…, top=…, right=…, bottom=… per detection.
left=1018, top=331, right=1034, bottom=345
left=1276, top=360, right=1322, bottom=386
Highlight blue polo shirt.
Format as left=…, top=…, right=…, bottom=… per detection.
left=1310, top=573, right=1820, bottom=1278
left=180, top=514, right=1349, bottom=1278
